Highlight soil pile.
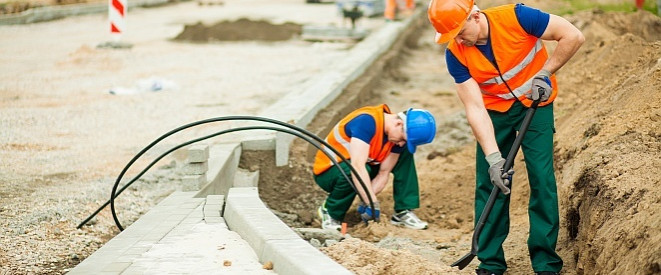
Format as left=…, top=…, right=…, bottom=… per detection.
left=553, top=9, right=661, bottom=275
left=322, top=238, right=455, bottom=274
left=173, top=18, right=302, bottom=42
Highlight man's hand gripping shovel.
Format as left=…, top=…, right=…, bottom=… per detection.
left=450, top=97, right=543, bottom=270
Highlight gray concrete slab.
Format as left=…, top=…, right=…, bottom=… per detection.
left=224, top=188, right=302, bottom=256
left=262, top=239, right=352, bottom=275
left=69, top=193, right=273, bottom=275
left=224, top=187, right=351, bottom=274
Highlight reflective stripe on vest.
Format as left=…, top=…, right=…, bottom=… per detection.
left=319, top=125, right=351, bottom=164
left=313, top=104, right=395, bottom=175
left=481, top=39, right=543, bottom=86
left=447, top=4, right=558, bottom=112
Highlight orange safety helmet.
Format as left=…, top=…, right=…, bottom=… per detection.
left=427, top=0, right=475, bottom=44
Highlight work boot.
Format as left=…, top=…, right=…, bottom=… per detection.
left=475, top=268, right=501, bottom=275
left=390, top=209, right=428, bottom=230
left=318, top=204, right=341, bottom=231
left=535, top=272, right=560, bottom=275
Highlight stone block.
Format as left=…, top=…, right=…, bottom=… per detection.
left=187, top=144, right=209, bottom=163
left=183, top=162, right=208, bottom=175
left=233, top=169, right=259, bottom=187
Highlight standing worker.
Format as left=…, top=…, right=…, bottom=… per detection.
left=384, top=0, right=415, bottom=21
left=313, top=104, right=436, bottom=231
left=427, top=1, right=584, bottom=275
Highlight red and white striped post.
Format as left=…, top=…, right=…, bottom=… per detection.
left=109, top=0, right=126, bottom=41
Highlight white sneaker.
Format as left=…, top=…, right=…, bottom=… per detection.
left=318, top=205, right=342, bottom=231
left=390, top=210, right=428, bottom=230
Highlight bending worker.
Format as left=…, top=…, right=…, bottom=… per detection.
left=313, top=104, right=436, bottom=231
left=427, top=1, right=584, bottom=275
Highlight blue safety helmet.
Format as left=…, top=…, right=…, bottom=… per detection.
left=401, top=108, right=437, bottom=153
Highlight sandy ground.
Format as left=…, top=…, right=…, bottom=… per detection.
left=1, top=0, right=660, bottom=274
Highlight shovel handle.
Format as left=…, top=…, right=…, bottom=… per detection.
left=502, top=100, right=540, bottom=172
left=453, top=99, right=541, bottom=269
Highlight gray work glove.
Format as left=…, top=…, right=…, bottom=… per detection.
left=528, top=69, right=552, bottom=102
left=486, top=152, right=514, bottom=195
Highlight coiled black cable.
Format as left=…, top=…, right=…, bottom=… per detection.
left=78, top=116, right=377, bottom=230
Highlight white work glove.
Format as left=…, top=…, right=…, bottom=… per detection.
left=527, top=69, right=552, bottom=102
left=486, top=152, right=514, bottom=195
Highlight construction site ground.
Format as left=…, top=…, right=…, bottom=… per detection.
left=1, top=0, right=660, bottom=274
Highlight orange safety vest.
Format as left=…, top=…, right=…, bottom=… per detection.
left=313, top=104, right=395, bottom=175
left=447, top=4, right=558, bottom=112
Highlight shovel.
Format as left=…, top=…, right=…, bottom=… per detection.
left=451, top=98, right=542, bottom=270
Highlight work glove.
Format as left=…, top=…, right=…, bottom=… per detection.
left=359, top=202, right=380, bottom=223
left=528, top=69, right=552, bottom=102
left=357, top=202, right=367, bottom=214
left=486, top=153, right=514, bottom=195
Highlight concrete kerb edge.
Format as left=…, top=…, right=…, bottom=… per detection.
left=224, top=187, right=351, bottom=275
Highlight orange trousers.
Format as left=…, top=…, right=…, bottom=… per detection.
left=384, top=0, right=415, bottom=20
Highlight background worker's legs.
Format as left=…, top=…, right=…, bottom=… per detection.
left=384, top=0, right=397, bottom=20
left=390, top=149, right=420, bottom=211
left=404, top=0, right=414, bottom=10
left=384, top=0, right=415, bottom=21
left=520, top=104, right=563, bottom=272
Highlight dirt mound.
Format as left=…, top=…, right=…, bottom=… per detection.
left=173, top=18, right=302, bottom=42
left=573, top=9, right=661, bottom=42
left=322, top=238, right=455, bottom=274
left=553, top=9, right=661, bottom=275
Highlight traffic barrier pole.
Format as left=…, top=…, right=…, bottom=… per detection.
left=109, top=0, right=126, bottom=41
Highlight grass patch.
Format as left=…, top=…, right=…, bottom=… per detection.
left=557, top=0, right=658, bottom=15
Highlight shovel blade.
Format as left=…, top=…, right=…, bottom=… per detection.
left=450, top=252, right=476, bottom=270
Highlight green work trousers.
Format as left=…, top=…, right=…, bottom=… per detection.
left=475, top=101, right=563, bottom=274
left=313, top=149, right=420, bottom=221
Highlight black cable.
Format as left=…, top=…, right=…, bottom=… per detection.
left=109, top=125, right=365, bottom=230
left=78, top=116, right=375, bottom=230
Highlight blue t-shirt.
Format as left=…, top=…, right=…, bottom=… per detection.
left=345, top=114, right=405, bottom=154
left=445, top=4, right=550, bottom=84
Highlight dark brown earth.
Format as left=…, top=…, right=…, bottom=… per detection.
left=173, top=18, right=302, bottom=42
